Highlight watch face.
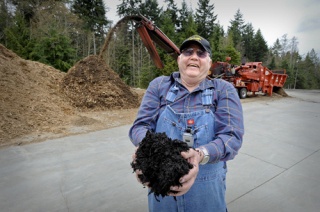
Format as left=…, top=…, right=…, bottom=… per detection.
left=203, top=155, right=209, bottom=163
left=201, top=148, right=209, bottom=164
left=200, top=154, right=209, bottom=165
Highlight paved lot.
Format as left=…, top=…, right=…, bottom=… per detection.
left=0, top=89, right=320, bottom=212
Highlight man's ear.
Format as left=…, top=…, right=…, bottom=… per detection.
left=177, top=55, right=181, bottom=63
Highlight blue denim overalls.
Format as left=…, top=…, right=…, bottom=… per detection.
left=148, top=85, right=227, bottom=212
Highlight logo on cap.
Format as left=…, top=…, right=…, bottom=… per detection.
left=187, top=35, right=203, bottom=42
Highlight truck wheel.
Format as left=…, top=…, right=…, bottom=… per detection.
left=238, top=88, right=247, bottom=99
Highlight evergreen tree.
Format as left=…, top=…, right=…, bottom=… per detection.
left=195, top=0, right=217, bottom=38
left=304, top=49, right=320, bottom=88
left=252, top=29, right=268, bottom=62
left=72, top=0, right=110, bottom=55
left=3, top=0, right=46, bottom=58
left=177, top=0, right=190, bottom=32
left=30, top=28, right=75, bottom=72
left=150, top=8, right=179, bottom=79
left=30, top=1, right=80, bottom=69
left=0, top=0, right=11, bottom=45
left=72, top=0, right=110, bottom=31
left=4, top=11, right=33, bottom=59
left=280, top=59, right=293, bottom=88
left=3, top=0, right=80, bottom=70
left=179, top=14, right=198, bottom=45
left=268, top=57, right=276, bottom=70
left=241, top=23, right=254, bottom=61
left=266, top=38, right=282, bottom=69
left=159, top=10, right=177, bottom=45
left=139, top=0, right=162, bottom=24
left=223, top=33, right=240, bottom=64
left=209, top=23, right=224, bottom=61
left=281, top=59, right=289, bottom=70
left=164, top=0, right=179, bottom=29
left=228, top=9, right=245, bottom=51
left=117, top=0, right=142, bottom=17
left=225, top=45, right=240, bottom=65
left=177, top=1, right=197, bottom=45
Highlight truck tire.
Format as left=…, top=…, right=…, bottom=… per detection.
left=238, top=88, right=247, bottom=99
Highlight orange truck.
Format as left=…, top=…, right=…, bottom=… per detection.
left=209, top=58, right=288, bottom=98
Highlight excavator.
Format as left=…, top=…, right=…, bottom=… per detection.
left=117, top=15, right=288, bottom=99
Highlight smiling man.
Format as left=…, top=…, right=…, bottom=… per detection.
left=178, top=35, right=212, bottom=92
left=129, top=35, right=244, bottom=212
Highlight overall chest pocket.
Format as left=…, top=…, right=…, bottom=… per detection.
left=156, top=105, right=216, bottom=144
left=193, top=121, right=214, bottom=147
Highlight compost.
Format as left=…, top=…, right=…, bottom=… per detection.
left=131, top=131, right=193, bottom=200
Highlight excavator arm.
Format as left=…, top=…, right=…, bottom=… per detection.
left=129, top=15, right=180, bottom=69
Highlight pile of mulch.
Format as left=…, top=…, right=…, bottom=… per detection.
left=273, top=87, right=289, bottom=97
left=60, top=55, right=140, bottom=110
left=131, top=131, right=193, bottom=200
left=0, top=44, right=74, bottom=145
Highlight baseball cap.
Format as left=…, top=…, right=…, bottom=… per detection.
left=179, top=35, right=212, bottom=57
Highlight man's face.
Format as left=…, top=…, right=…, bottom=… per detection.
left=177, top=43, right=212, bottom=83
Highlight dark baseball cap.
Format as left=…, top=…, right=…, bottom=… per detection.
left=179, top=35, right=212, bottom=57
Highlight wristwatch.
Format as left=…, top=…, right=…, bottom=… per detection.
left=199, top=147, right=210, bottom=165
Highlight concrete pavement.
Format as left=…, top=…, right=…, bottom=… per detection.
left=227, top=89, right=320, bottom=212
left=0, top=89, right=320, bottom=212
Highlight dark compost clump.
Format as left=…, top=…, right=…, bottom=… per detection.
left=131, top=131, right=193, bottom=200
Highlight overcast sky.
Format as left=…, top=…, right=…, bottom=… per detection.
left=103, top=0, right=320, bottom=56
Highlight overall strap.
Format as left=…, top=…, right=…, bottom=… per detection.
left=201, top=88, right=213, bottom=106
left=165, top=84, right=179, bottom=103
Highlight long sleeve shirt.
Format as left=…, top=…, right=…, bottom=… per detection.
left=129, top=72, right=244, bottom=163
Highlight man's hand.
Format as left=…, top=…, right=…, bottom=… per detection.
left=132, top=148, right=149, bottom=187
left=168, top=148, right=203, bottom=196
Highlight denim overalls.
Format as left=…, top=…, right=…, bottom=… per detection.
left=148, top=85, right=227, bottom=212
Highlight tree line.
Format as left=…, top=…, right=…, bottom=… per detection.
left=1, top=0, right=319, bottom=89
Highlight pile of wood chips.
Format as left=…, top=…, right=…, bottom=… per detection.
left=60, top=55, right=139, bottom=111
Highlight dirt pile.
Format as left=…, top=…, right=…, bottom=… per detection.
left=0, top=44, right=141, bottom=147
left=0, top=44, right=73, bottom=145
left=61, top=55, right=139, bottom=110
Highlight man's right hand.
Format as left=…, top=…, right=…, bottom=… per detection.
left=132, top=149, right=150, bottom=187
